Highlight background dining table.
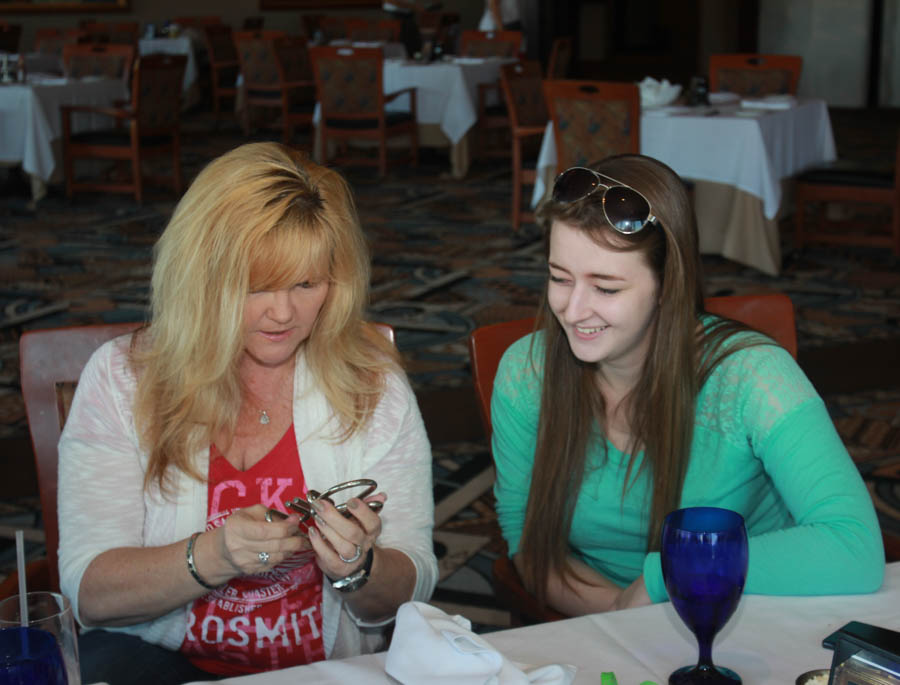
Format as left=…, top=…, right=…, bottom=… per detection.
left=313, top=55, right=515, bottom=179
left=178, top=562, right=900, bottom=685
left=0, top=74, right=129, bottom=205
left=532, top=98, right=837, bottom=276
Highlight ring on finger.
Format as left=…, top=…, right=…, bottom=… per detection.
left=258, top=551, right=270, bottom=565
left=265, top=508, right=287, bottom=523
left=338, top=543, right=362, bottom=564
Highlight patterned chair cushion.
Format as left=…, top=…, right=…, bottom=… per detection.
left=716, top=68, right=793, bottom=96
left=317, top=56, right=380, bottom=116
left=555, top=99, right=634, bottom=169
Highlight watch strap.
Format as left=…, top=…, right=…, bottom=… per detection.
left=329, top=546, right=375, bottom=593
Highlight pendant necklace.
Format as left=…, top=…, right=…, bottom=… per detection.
left=259, top=409, right=270, bottom=425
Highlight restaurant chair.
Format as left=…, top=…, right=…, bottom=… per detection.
left=0, top=322, right=142, bottom=602
left=0, top=22, right=23, bottom=53
left=201, top=24, right=240, bottom=128
left=61, top=54, right=187, bottom=205
left=416, top=10, right=459, bottom=53
left=458, top=29, right=522, bottom=58
left=543, top=79, right=640, bottom=173
left=708, top=53, right=803, bottom=97
left=793, top=128, right=899, bottom=256
left=62, top=42, right=135, bottom=82
left=467, top=294, right=799, bottom=625
left=271, top=36, right=317, bottom=145
left=79, top=21, right=140, bottom=46
left=310, top=44, right=418, bottom=178
left=498, top=60, right=548, bottom=231
left=173, top=15, right=223, bottom=28
left=34, top=28, right=86, bottom=59
left=546, top=36, right=573, bottom=78
left=233, top=30, right=290, bottom=137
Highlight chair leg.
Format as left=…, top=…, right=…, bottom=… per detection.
left=378, top=137, right=387, bottom=178
left=132, top=153, right=143, bottom=205
left=410, top=128, right=418, bottom=168
left=794, top=189, right=807, bottom=251
left=213, top=92, right=221, bottom=129
left=172, top=132, right=183, bottom=196
left=511, top=139, right=522, bottom=232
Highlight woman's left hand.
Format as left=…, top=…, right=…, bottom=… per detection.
left=307, top=493, right=387, bottom=579
left=613, top=575, right=651, bottom=611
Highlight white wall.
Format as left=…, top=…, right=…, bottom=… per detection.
left=759, top=0, right=872, bottom=107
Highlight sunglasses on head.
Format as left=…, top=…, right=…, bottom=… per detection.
left=551, top=166, right=658, bottom=234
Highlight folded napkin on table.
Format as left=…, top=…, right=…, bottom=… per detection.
left=740, top=94, right=796, bottom=109
left=637, top=76, right=682, bottom=109
left=385, top=601, right=577, bottom=685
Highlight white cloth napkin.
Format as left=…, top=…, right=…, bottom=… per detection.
left=740, top=94, right=797, bottom=109
left=385, top=602, right=577, bottom=685
left=637, top=76, right=682, bottom=108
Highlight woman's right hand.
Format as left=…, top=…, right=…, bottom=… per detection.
left=216, top=504, right=310, bottom=577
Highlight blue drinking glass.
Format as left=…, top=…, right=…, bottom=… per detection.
left=661, top=507, right=749, bottom=685
left=0, top=625, right=68, bottom=684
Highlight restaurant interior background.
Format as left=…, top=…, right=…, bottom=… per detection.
left=1, top=0, right=899, bottom=632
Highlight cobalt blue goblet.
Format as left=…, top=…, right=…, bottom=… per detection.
left=661, top=507, right=749, bottom=685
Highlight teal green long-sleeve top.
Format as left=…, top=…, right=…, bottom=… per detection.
left=491, top=327, right=885, bottom=603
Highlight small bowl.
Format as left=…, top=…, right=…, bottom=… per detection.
left=796, top=669, right=830, bottom=685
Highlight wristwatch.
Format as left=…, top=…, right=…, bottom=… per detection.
left=328, top=547, right=375, bottom=593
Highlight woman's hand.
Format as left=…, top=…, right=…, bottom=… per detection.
left=307, top=493, right=387, bottom=580
left=218, top=504, right=310, bottom=576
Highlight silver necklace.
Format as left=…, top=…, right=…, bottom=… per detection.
left=258, top=409, right=270, bottom=425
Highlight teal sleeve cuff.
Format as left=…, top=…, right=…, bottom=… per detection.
left=642, top=551, right=669, bottom=603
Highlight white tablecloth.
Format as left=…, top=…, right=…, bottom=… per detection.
left=532, top=99, right=837, bottom=275
left=0, top=75, right=129, bottom=201
left=183, top=562, right=900, bottom=685
left=138, top=36, right=200, bottom=107
left=329, top=40, right=407, bottom=60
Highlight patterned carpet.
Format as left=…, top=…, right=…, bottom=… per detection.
left=0, top=106, right=898, bottom=631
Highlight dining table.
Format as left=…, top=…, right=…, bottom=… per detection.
left=531, top=96, right=837, bottom=276
left=138, top=35, right=201, bottom=108
left=0, top=73, right=129, bottom=204
left=313, top=55, right=515, bottom=178
left=178, top=561, right=900, bottom=685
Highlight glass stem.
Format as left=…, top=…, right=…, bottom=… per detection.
left=697, top=637, right=714, bottom=670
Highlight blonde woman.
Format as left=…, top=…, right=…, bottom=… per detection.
left=493, top=154, right=884, bottom=618
left=58, top=143, right=437, bottom=684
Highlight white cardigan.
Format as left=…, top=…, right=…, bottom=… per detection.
left=57, top=334, right=438, bottom=660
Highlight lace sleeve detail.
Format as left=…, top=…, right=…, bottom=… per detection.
left=696, top=338, right=819, bottom=451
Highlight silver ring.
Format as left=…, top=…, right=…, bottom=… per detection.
left=338, top=544, right=362, bottom=564
left=258, top=551, right=270, bottom=565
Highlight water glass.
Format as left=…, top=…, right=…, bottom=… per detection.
left=0, top=591, right=80, bottom=685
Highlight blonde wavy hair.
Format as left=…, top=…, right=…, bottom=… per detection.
left=132, top=142, right=397, bottom=492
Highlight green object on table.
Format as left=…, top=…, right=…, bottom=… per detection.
left=601, top=672, right=619, bottom=685
left=640, top=681, right=659, bottom=685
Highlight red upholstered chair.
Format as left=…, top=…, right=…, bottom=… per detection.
left=498, top=60, right=548, bottom=231
left=34, top=28, right=85, bottom=59
left=546, top=36, right=573, bottom=79
left=201, top=24, right=240, bottom=128
left=61, top=54, right=186, bottom=205
left=62, top=42, right=135, bottom=81
left=793, top=128, right=899, bottom=256
left=543, top=79, right=640, bottom=174
left=0, top=322, right=142, bottom=601
left=233, top=30, right=291, bottom=136
left=467, top=293, right=799, bottom=625
left=708, top=53, right=803, bottom=96
left=309, top=44, right=418, bottom=178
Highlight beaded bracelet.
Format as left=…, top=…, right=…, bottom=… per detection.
left=186, top=532, right=217, bottom=590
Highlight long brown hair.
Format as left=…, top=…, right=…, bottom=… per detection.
left=132, top=143, right=397, bottom=492
left=517, top=154, right=744, bottom=605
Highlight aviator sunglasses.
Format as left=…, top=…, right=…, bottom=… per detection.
left=551, top=166, right=658, bottom=234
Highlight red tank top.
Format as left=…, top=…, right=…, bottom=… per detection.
left=180, top=425, right=326, bottom=675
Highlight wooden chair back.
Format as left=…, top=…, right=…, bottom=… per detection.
left=173, top=15, right=222, bottom=28
left=0, top=22, right=23, bottom=53
left=234, top=32, right=286, bottom=90
left=203, top=23, right=238, bottom=64
left=499, top=60, right=548, bottom=230
left=310, top=45, right=385, bottom=119
left=131, top=53, right=188, bottom=132
left=19, top=322, right=142, bottom=593
left=546, top=36, right=573, bottom=78
left=469, top=293, right=798, bottom=625
left=79, top=21, right=139, bottom=45
left=459, top=29, right=522, bottom=57
left=34, top=28, right=85, bottom=57
left=708, top=53, right=803, bottom=96
left=62, top=42, right=135, bottom=81
left=543, top=79, right=640, bottom=173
